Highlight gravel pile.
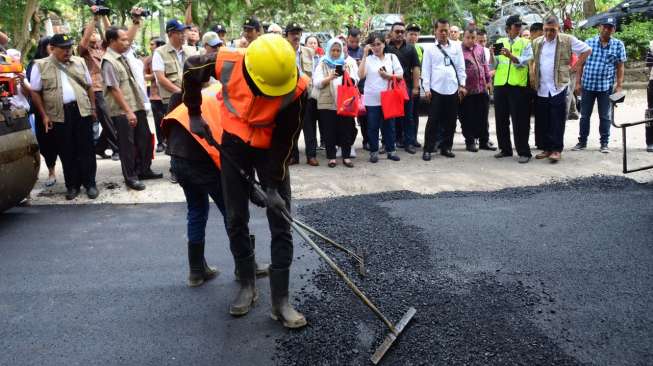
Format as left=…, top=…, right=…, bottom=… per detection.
left=275, top=176, right=649, bottom=365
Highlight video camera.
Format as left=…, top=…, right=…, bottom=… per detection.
left=131, top=8, right=151, bottom=18
left=86, top=0, right=111, bottom=16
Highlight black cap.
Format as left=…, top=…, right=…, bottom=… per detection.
left=285, top=22, right=303, bottom=33
left=243, top=16, right=261, bottom=31
left=506, top=15, right=524, bottom=27
left=211, top=24, right=227, bottom=33
left=406, top=23, right=421, bottom=32
left=49, top=33, right=74, bottom=48
left=601, top=17, right=617, bottom=27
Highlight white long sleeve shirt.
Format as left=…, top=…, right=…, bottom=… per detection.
left=421, top=40, right=466, bottom=95
left=537, top=36, right=590, bottom=98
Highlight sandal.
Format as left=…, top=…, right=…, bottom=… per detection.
left=328, top=160, right=337, bottom=168
left=343, top=159, right=354, bottom=168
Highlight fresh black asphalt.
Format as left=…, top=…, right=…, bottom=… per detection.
left=1, top=176, right=651, bottom=365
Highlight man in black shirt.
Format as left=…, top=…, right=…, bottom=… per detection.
left=385, top=22, right=421, bottom=154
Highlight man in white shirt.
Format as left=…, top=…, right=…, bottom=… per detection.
left=421, top=18, right=467, bottom=160
left=530, top=16, right=591, bottom=162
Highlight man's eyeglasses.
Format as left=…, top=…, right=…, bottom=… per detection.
left=394, top=30, right=405, bottom=34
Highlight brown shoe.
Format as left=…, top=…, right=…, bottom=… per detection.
left=535, top=151, right=551, bottom=159
left=549, top=151, right=561, bottom=162
left=307, top=158, right=319, bottom=166
left=288, top=158, right=299, bottom=166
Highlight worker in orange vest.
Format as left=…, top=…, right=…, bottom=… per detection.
left=172, top=34, right=309, bottom=328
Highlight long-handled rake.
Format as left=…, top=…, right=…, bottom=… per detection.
left=200, top=131, right=416, bottom=363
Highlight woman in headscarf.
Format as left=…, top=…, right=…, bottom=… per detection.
left=313, top=38, right=359, bottom=168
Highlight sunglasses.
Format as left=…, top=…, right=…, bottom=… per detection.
left=394, top=30, right=405, bottom=34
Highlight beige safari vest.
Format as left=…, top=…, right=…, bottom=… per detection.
left=530, top=33, right=573, bottom=92
left=101, top=48, right=144, bottom=117
left=155, top=43, right=198, bottom=104
left=36, top=55, right=93, bottom=123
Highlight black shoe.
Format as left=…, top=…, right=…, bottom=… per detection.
left=126, top=179, right=146, bottom=191
left=414, top=142, right=422, bottom=148
left=65, top=187, right=80, bottom=200
left=156, top=143, right=165, bottom=153
left=111, top=152, right=120, bottom=161
left=169, top=171, right=178, bottom=184
left=396, top=142, right=405, bottom=149
left=95, top=149, right=111, bottom=159
left=405, top=145, right=417, bottom=154
left=479, top=142, right=497, bottom=151
left=440, top=149, right=456, bottom=158
left=422, top=152, right=432, bottom=161
left=465, top=143, right=478, bottom=152
left=494, top=151, right=512, bottom=159
left=138, top=170, right=164, bottom=180
left=362, top=142, right=370, bottom=151
left=86, top=185, right=99, bottom=199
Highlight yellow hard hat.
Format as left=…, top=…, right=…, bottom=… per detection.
left=244, top=34, right=298, bottom=96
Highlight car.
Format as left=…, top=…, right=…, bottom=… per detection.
left=578, top=0, right=653, bottom=29
left=365, top=14, right=404, bottom=34
left=485, top=0, right=548, bottom=43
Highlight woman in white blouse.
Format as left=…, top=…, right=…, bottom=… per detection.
left=358, top=32, right=404, bottom=163
left=313, top=39, right=359, bottom=168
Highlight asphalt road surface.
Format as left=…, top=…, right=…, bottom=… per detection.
left=2, top=176, right=652, bottom=365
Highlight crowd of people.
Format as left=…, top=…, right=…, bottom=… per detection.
left=1, top=7, right=652, bottom=202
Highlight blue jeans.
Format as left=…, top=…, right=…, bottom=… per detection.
left=579, top=90, right=612, bottom=145
left=402, top=97, right=416, bottom=146
left=171, top=157, right=226, bottom=244
left=366, top=105, right=396, bottom=153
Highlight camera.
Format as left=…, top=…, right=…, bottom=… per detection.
left=132, top=8, right=151, bottom=17
left=86, top=0, right=111, bottom=16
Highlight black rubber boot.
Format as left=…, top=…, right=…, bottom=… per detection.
left=234, top=235, right=270, bottom=280
left=269, top=268, right=306, bottom=329
left=230, top=254, right=258, bottom=316
left=188, top=241, right=218, bottom=287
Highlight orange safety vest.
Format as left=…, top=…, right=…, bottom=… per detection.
left=162, top=84, right=224, bottom=168
left=214, top=48, right=309, bottom=149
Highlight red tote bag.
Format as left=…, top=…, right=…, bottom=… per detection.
left=336, top=71, right=361, bottom=117
left=397, top=78, right=410, bottom=101
left=380, top=76, right=405, bottom=119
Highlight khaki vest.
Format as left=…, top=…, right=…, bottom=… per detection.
left=530, top=34, right=573, bottom=92
left=315, top=59, right=358, bottom=111
left=155, top=43, right=199, bottom=104
left=101, top=48, right=144, bottom=117
left=36, top=55, right=93, bottom=123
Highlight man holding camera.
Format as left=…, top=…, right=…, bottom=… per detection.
left=29, top=34, right=98, bottom=200
left=101, top=26, right=162, bottom=191
left=493, top=15, right=533, bottom=164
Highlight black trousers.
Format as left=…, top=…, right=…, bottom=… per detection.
left=647, top=80, right=653, bottom=145
left=94, top=91, right=119, bottom=154
left=424, top=91, right=458, bottom=152
left=220, top=132, right=293, bottom=270
left=411, top=95, right=420, bottom=144
left=494, top=85, right=532, bottom=157
left=52, top=103, right=97, bottom=190
left=319, top=109, right=354, bottom=159
left=113, top=110, right=153, bottom=181
left=35, top=113, right=58, bottom=169
left=535, top=89, right=568, bottom=152
left=302, top=98, right=319, bottom=159
left=151, top=100, right=167, bottom=146
left=460, top=93, right=491, bottom=144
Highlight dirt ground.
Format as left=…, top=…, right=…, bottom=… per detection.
left=30, top=89, right=652, bottom=205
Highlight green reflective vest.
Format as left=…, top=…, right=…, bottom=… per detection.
left=415, top=44, right=423, bottom=64
left=494, top=37, right=529, bottom=87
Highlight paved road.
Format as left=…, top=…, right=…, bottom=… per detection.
left=0, top=203, right=318, bottom=366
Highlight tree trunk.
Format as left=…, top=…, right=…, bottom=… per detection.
left=583, top=0, right=596, bottom=18
left=14, top=0, right=40, bottom=57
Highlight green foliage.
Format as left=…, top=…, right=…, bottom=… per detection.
left=573, top=17, right=653, bottom=60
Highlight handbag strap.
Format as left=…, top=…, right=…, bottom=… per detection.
left=54, top=60, right=91, bottom=91
left=436, top=43, right=461, bottom=87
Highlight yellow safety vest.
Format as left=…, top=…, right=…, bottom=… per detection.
left=494, top=37, right=529, bottom=87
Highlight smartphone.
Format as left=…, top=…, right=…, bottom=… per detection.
left=493, top=43, right=503, bottom=56
left=335, top=65, right=344, bottom=76
left=379, top=66, right=387, bottom=73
